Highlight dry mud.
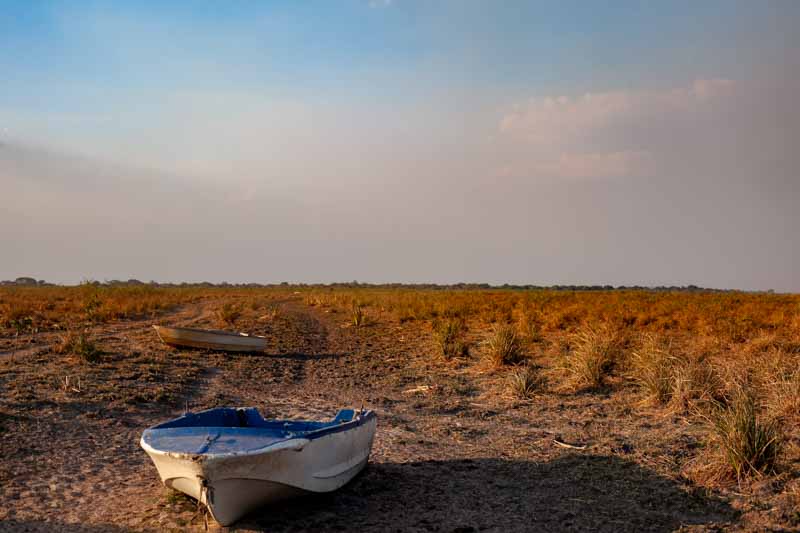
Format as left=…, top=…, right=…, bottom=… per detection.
left=0, top=297, right=796, bottom=532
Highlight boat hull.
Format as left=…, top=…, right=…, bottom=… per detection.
left=142, top=414, right=376, bottom=525
left=152, top=325, right=267, bottom=352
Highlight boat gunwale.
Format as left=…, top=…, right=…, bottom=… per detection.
left=140, top=408, right=377, bottom=459
left=152, top=324, right=266, bottom=340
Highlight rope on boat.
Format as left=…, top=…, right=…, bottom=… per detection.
left=188, top=476, right=211, bottom=531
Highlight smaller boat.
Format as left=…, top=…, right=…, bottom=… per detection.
left=141, top=407, right=377, bottom=526
left=152, top=325, right=267, bottom=352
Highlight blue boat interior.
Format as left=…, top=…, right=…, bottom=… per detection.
left=142, top=408, right=364, bottom=455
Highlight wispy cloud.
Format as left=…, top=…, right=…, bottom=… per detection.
left=500, top=79, right=733, bottom=144
left=495, top=78, right=736, bottom=179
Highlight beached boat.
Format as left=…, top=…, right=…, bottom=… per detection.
left=140, top=407, right=377, bottom=526
left=152, top=325, right=267, bottom=352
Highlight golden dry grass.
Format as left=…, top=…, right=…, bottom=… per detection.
left=2, top=284, right=799, bottom=487
left=0, top=284, right=291, bottom=333
left=508, top=364, right=546, bottom=399
left=295, top=285, right=799, bottom=484
left=486, top=323, right=525, bottom=367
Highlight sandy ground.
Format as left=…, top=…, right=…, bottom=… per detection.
left=0, top=297, right=797, bottom=532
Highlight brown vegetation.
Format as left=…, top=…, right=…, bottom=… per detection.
left=485, top=323, right=525, bottom=367
left=1, top=285, right=799, bottom=530
left=508, top=364, right=546, bottom=399
left=432, top=317, right=469, bottom=359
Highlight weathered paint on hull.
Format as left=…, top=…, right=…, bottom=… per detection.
left=142, top=416, right=376, bottom=526
left=152, top=325, right=267, bottom=352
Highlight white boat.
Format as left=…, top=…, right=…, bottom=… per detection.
left=140, top=407, right=377, bottom=526
left=152, top=325, right=267, bottom=352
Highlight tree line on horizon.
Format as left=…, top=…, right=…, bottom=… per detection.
left=1, top=276, right=754, bottom=293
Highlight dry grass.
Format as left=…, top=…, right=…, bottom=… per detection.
left=296, top=288, right=799, bottom=340
left=562, top=324, right=621, bottom=389
left=261, top=303, right=281, bottom=321
left=669, top=358, right=725, bottom=413
left=351, top=303, right=367, bottom=327
left=432, top=318, right=469, bottom=359
left=517, top=305, right=544, bottom=342
left=629, top=334, right=679, bottom=404
left=508, top=364, right=546, bottom=399
left=216, top=302, right=243, bottom=326
left=0, top=285, right=214, bottom=331
left=486, top=324, right=524, bottom=367
left=709, top=387, right=783, bottom=482
left=765, top=363, right=800, bottom=422
left=55, top=330, right=102, bottom=363
left=2, top=284, right=800, bottom=527
left=3, top=284, right=799, bottom=489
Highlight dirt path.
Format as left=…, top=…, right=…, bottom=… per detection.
left=1, top=299, right=739, bottom=532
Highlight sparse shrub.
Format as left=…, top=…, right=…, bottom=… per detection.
left=57, top=331, right=102, bottom=363
left=486, top=324, right=524, bottom=367
left=433, top=318, right=469, bottom=359
left=509, top=364, right=545, bottom=399
left=629, top=334, right=679, bottom=404
left=710, top=387, right=783, bottom=481
left=216, top=302, right=242, bottom=325
left=563, top=324, right=621, bottom=389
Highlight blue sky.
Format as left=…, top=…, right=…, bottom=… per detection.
left=2, top=1, right=795, bottom=101
left=1, top=1, right=798, bottom=289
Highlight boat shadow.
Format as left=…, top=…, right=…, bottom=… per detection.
left=3, top=455, right=735, bottom=532
left=240, top=454, right=734, bottom=532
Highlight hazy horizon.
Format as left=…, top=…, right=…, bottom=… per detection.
left=2, top=1, right=798, bottom=291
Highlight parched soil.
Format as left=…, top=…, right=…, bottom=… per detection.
left=0, top=297, right=796, bottom=532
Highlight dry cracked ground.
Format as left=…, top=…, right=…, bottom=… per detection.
left=0, top=296, right=797, bottom=532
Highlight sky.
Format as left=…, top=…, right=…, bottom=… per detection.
left=1, top=1, right=798, bottom=290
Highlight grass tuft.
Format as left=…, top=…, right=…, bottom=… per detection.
left=629, top=334, right=679, bottom=404
left=56, top=330, right=102, bottom=363
left=508, top=364, right=545, bottom=399
left=433, top=318, right=469, bottom=359
left=710, top=387, right=783, bottom=481
left=563, top=323, right=621, bottom=389
left=216, top=302, right=242, bottom=326
left=486, top=324, right=524, bottom=367
left=261, top=303, right=280, bottom=321
left=669, top=358, right=724, bottom=413
left=351, top=303, right=367, bottom=327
